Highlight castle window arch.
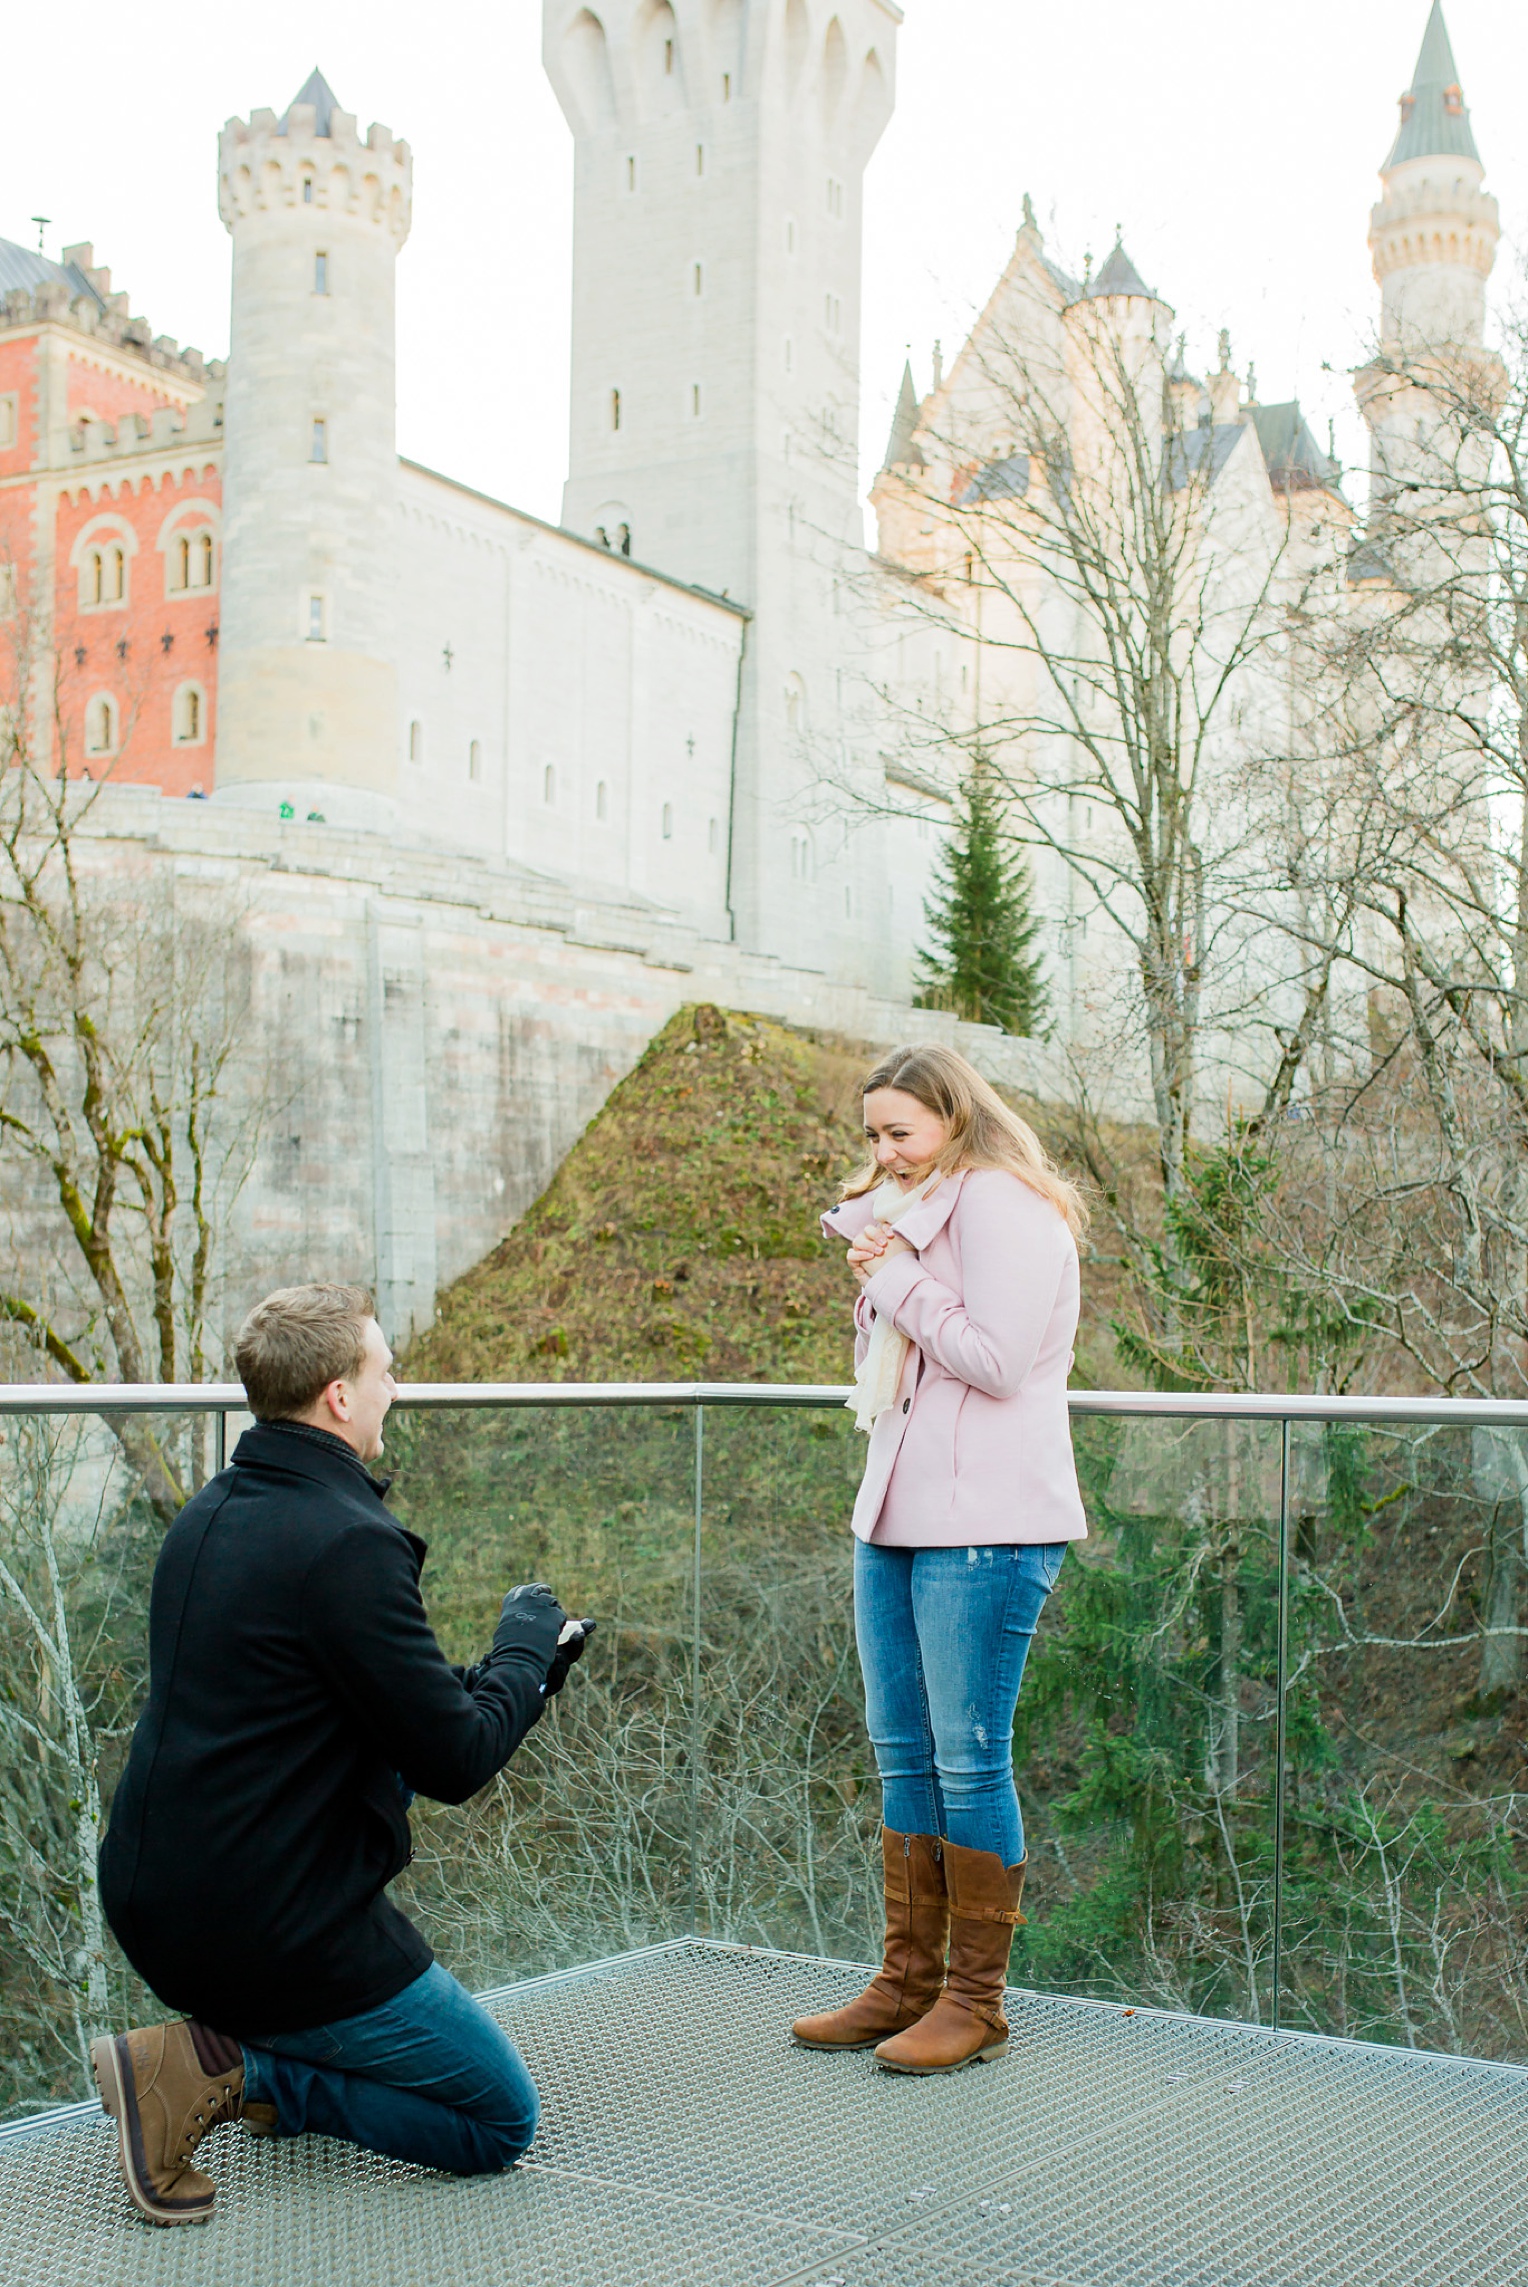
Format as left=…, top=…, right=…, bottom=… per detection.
left=639, top=0, right=683, bottom=113
left=172, top=682, right=206, bottom=747
left=84, top=693, right=117, bottom=757
left=72, top=516, right=136, bottom=611
left=159, top=502, right=221, bottom=598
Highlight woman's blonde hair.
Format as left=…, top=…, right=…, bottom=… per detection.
left=846, top=1043, right=1089, bottom=1239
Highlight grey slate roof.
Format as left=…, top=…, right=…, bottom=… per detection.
left=1385, top=2, right=1480, bottom=168
left=282, top=68, right=341, bottom=136
left=0, top=239, right=106, bottom=310
left=1249, top=401, right=1341, bottom=494
left=1085, top=240, right=1154, bottom=300
left=958, top=451, right=1030, bottom=506
left=880, top=360, right=925, bottom=471
left=1163, top=423, right=1245, bottom=492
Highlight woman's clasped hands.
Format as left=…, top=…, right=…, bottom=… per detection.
left=847, top=1222, right=914, bottom=1284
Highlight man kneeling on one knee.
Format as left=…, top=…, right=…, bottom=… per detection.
left=93, top=1283, right=590, bottom=2227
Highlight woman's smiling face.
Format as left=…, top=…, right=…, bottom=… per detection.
left=863, top=1087, right=950, bottom=1186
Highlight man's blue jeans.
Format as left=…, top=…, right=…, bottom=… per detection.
left=854, top=1539, right=1067, bottom=1865
left=241, top=1961, right=538, bottom=2175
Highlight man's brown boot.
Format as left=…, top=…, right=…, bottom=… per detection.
left=91, top=2019, right=245, bottom=2225
left=874, top=1844, right=1026, bottom=2074
left=792, top=1831, right=947, bottom=2049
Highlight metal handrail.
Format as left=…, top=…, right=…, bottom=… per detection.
left=1, top=1379, right=1528, bottom=1425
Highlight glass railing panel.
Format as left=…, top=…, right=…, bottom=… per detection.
left=691, top=1402, right=870, bottom=1960
left=384, top=1402, right=696, bottom=1991
left=1278, top=1419, right=1528, bottom=2061
left=0, top=1406, right=219, bottom=2121
left=1010, top=1412, right=1284, bottom=2026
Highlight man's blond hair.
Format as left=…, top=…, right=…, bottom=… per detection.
left=234, top=1284, right=376, bottom=1422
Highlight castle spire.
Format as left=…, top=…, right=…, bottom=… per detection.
left=1384, top=4, right=1480, bottom=169
left=881, top=361, right=924, bottom=472
left=282, top=68, right=341, bottom=137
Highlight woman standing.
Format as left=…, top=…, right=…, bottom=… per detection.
left=792, top=1044, right=1087, bottom=2075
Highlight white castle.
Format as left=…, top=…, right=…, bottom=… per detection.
left=0, top=1, right=1499, bottom=1338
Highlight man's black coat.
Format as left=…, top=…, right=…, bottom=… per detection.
left=99, top=1421, right=550, bottom=2036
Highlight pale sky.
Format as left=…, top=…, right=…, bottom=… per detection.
left=6, top=2, right=1526, bottom=528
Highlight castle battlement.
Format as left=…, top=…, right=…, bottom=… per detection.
left=218, top=73, right=412, bottom=246
left=0, top=281, right=221, bottom=389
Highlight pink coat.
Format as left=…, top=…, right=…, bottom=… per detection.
left=822, top=1168, right=1087, bottom=1548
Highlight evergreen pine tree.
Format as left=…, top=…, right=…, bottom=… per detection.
left=914, top=759, right=1048, bottom=1034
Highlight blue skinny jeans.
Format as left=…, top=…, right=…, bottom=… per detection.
left=854, top=1538, right=1067, bottom=1866
left=241, top=1961, right=538, bottom=2175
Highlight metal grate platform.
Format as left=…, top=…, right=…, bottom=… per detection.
left=2, top=1940, right=1525, bottom=2286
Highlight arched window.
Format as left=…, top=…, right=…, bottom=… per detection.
left=307, top=593, right=327, bottom=642
left=595, top=526, right=611, bottom=550
left=468, top=739, right=482, bottom=782
left=172, top=684, right=204, bottom=745
left=301, top=174, right=315, bottom=204
left=197, top=531, right=214, bottom=588
left=693, top=261, right=704, bottom=297
left=88, top=550, right=104, bottom=606
left=543, top=763, right=556, bottom=805
left=173, top=536, right=190, bottom=591
left=408, top=721, right=423, bottom=763
left=626, top=155, right=637, bottom=192
left=696, top=143, right=705, bottom=176
left=108, top=546, right=125, bottom=601
left=790, top=829, right=813, bottom=882
left=661, top=801, right=674, bottom=840
left=707, top=816, right=718, bottom=855
left=596, top=779, right=608, bottom=821
left=691, top=383, right=702, bottom=418
left=618, top=523, right=631, bottom=557
left=84, top=695, right=116, bottom=756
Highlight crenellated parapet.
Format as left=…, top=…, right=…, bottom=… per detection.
left=0, top=280, right=223, bottom=388
left=218, top=95, right=412, bottom=248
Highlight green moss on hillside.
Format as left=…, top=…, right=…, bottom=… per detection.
left=405, top=1002, right=1126, bottom=1387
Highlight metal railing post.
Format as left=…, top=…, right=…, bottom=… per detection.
left=1271, top=1413, right=1292, bottom=2031
left=214, top=1410, right=227, bottom=1474
left=689, top=1402, right=704, bottom=1940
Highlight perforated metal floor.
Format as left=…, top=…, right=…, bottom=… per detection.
left=1, top=1940, right=1524, bottom=2286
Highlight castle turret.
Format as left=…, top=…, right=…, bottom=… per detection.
left=543, top=0, right=899, bottom=983
left=1367, top=3, right=1498, bottom=352
left=214, top=72, right=412, bottom=827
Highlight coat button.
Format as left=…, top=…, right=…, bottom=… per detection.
left=902, top=1398, right=910, bottom=1414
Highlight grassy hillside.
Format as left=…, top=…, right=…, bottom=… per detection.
left=405, top=1001, right=1124, bottom=1387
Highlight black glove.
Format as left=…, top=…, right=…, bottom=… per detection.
left=545, top=1617, right=597, bottom=1700
left=492, top=1582, right=566, bottom=1676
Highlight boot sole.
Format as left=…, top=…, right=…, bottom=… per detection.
left=877, top=2040, right=1008, bottom=2076
left=90, top=2037, right=215, bottom=2228
left=791, top=2031, right=896, bottom=2051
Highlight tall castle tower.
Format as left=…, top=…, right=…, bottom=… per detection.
left=215, top=72, right=412, bottom=827
left=543, top=0, right=899, bottom=980
left=1358, top=5, right=1499, bottom=511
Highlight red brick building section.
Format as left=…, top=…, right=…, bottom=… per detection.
left=0, top=238, right=225, bottom=797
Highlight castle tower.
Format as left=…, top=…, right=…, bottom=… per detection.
left=1367, top=3, right=1498, bottom=354
left=543, top=0, right=899, bottom=979
left=1358, top=6, right=1499, bottom=524
left=214, top=72, right=412, bottom=826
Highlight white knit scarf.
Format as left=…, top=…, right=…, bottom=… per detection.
left=847, top=1173, right=937, bottom=1434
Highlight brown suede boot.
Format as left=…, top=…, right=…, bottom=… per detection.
left=792, top=1831, right=948, bottom=2049
left=91, top=2019, right=245, bottom=2225
left=874, top=1844, right=1026, bottom=2074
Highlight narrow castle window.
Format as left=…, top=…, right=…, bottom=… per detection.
left=784, top=337, right=793, bottom=373
left=661, top=801, right=673, bottom=840
left=173, top=684, right=204, bottom=745
left=596, top=779, right=608, bottom=821
left=85, top=694, right=116, bottom=755
left=786, top=218, right=796, bottom=255
left=197, top=531, right=214, bottom=588
left=468, top=738, right=482, bottom=782
left=307, top=593, right=327, bottom=642
left=172, top=536, right=190, bottom=591
left=595, top=526, right=610, bottom=550
left=626, top=155, right=637, bottom=192
left=0, top=395, right=17, bottom=447
left=692, top=383, right=702, bottom=418
left=693, top=261, right=704, bottom=296
left=314, top=251, right=329, bottom=295
left=696, top=143, right=705, bottom=176
left=618, top=523, right=631, bottom=556
left=301, top=174, right=314, bottom=204
left=826, top=177, right=843, bottom=218
left=409, top=720, right=423, bottom=762
left=543, top=763, right=556, bottom=805
left=722, top=71, right=731, bottom=101
left=310, top=416, right=328, bottom=463
left=109, top=546, right=125, bottom=600
left=665, top=37, right=674, bottom=73
left=611, top=388, right=621, bottom=432
left=708, top=816, right=718, bottom=854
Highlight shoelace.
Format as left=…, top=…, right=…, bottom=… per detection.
left=175, top=2078, right=239, bottom=2164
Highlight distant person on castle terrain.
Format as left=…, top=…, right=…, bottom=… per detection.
left=792, top=1045, right=1087, bottom=2073
left=93, top=1284, right=592, bottom=2227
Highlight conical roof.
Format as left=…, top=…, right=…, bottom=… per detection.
left=880, top=360, right=925, bottom=472
left=1384, top=4, right=1479, bottom=168
left=282, top=68, right=341, bottom=137
left=1085, top=239, right=1154, bottom=300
